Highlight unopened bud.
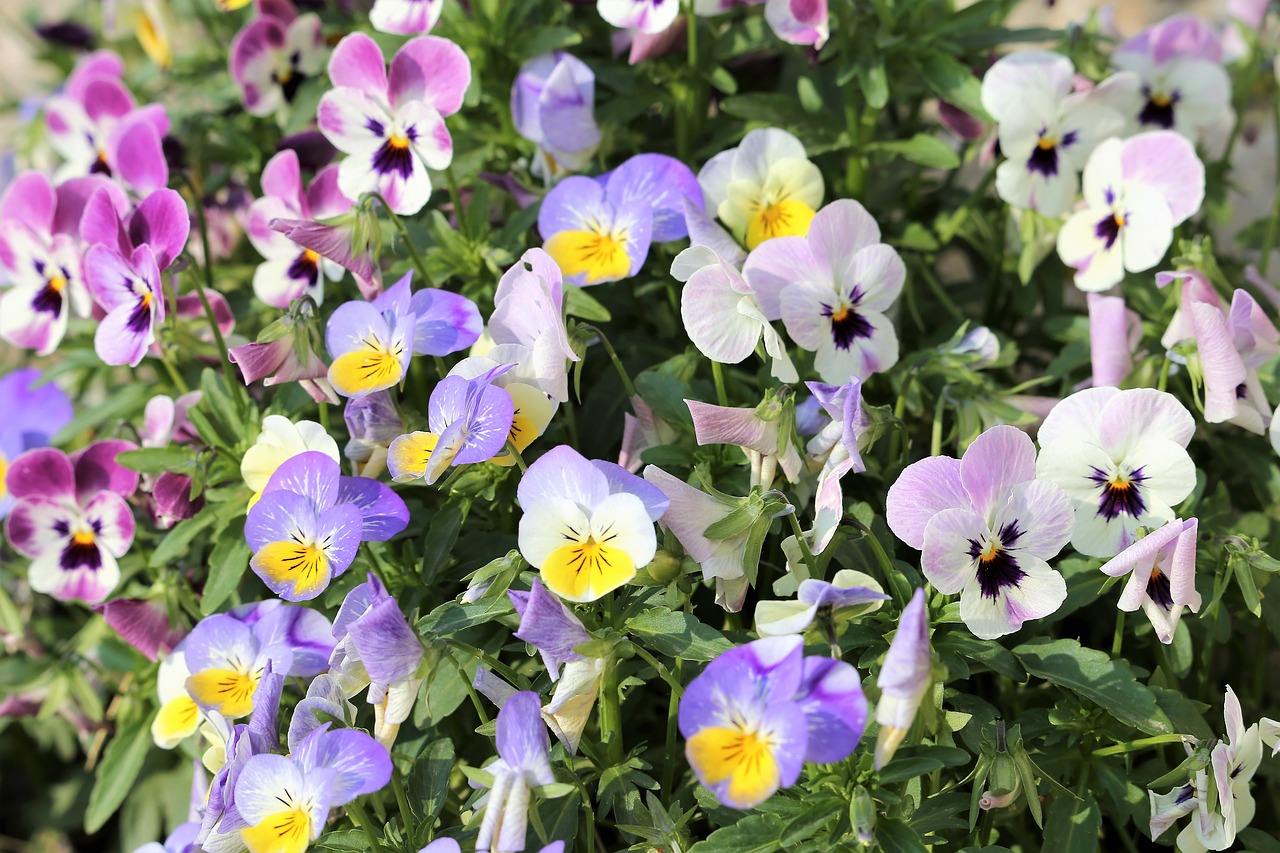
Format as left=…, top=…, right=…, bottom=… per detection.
left=850, top=786, right=876, bottom=847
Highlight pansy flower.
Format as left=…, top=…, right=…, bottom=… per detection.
left=687, top=396, right=804, bottom=486
left=181, top=613, right=296, bottom=719
left=472, top=691, right=559, bottom=853
left=1056, top=131, right=1205, bottom=292
left=243, top=150, right=352, bottom=308
left=874, top=588, right=932, bottom=768
left=698, top=127, right=824, bottom=250
left=317, top=33, right=471, bottom=215
left=370, top=0, right=443, bottom=34
left=95, top=596, right=185, bottom=663
left=1099, top=517, right=1200, bottom=644
left=979, top=51, right=1128, bottom=217
left=512, top=52, right=601, bottom=180
left=1088, top=292, right=1142, bottom=388
left=0, top=368, right=72, bottom=519
left=1113, top=14, right=1231, bottom=139
left=488, top=249, right=579, bottom=403
left=744, top=199, right=904, bottom=382
left=539, top=153, right=702, bottom=285
left=598, top=0, right=680, bottom=34
left=241, top=414, right=341, bottom=502
left=754, top=569, right=888, bottom=638
left=271, top=211, right=382, bottom=300
left=153, top=646, right=203, bottom=748
left=4, top=441, right=138, bottom=604
left=518, top=445, right=667, bottom=602
left=695, top=0, right=829, bottom=48
left=1036, top=387, right=1196, bottom=558
left=343, top=390, right=403, bottom=478
left=326, top=271, right=482, bottom=398
left=886, top=425, right=1074, bottom=639
left=230, top=0, right=326, bottom=118
left=245, top=451, right=409, bottom=600
left=450, top=356, right=557, bottom=465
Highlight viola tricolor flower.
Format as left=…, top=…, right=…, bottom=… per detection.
left=95, top=597, right=185, bottom=662
left=343, top=390, right=403, bottom=478
left=874, top=588, right=932, bottom=769
left=680, top=635, right=866, bottom=809
left=243, top=150, right=352, bottom=307
left=318, top=33, right=471, bottom=215
left=449, top=356, right=557, bottom=465
left=886, top=425, right=1074, bottom=639
left=488, top=249, right=579, bottom=403
left=325, top=271, right=482, bottom=398
left=511, top=51, right=601, bottom=180
left=1036, top=387, right=1196, bottom=558
left=0, top=368, right=72, bottom=519
left=181, top=613, right=297, bottom=719
left=473, top=691, right=559, bottom=853
left=1099, top=517, right=1200, bottom=644
left=245, top=451, right=408, bottom=600
left=4, top=441, right=138, bottom=604
left=152, top=646, right=202, bottom=748
left=1113, top=14, right=1231, bottom=138
left=230, top=0, right=326, bottom=118
left=597, top=0, right=679, bottom=34
left=1056, top=131, right=1205, bottom=292
left=518, top=445, right=667, bottom=602
left=754, top=569, right=887, bottom=638
left=241, top=414, right=341, bottom=502
left=271, top=211, right=383, bottom=300
left=538, top=153, right=702, bottom=285
left=698, top=127, right=824, bottom=250
left=979, top=51, right=1127, bottom=217
left=744, top=199, right=904, bottom=382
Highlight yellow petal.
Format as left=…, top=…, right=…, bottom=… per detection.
left=252, top=540, right=331, bottom=599
left=686, top=726, right=780, bottom=808
left=491, top=384, right=556, bottom=466
left=134, top=8, right=172, bottom=68
left=241, top=809, right=313, bottom=853
left=541, top=539, right=635, bottom=603
left=745, top=199, right=816, bottom=250
left=545, top=229, right=631, bottom=284
left=328, top=347, right=405, bottom=397
left=151, top=695, right=200, bottom=749
left=388, top=431, right=439, bottom=482
left=187, top=668, right=259, bottom=718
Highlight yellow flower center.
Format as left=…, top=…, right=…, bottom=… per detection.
left=72, top=530, right=96, bottom=547
left=329, top=339, right=407, bottom=396
left=186, top=667, right=261, bottom=718
left=746, top=198, right=816, bottom=249
left=686, top=722, right=781, bottom=808
left=1151, top=93, right=1172, bottom=108
left=302, top=249, right=320, bottom=264
left=241, top=808, right=313, bottom=853
left=252, top=540, right=331, bottom=599
left=544, top=227, right=631, bottom=284
left=541, top=534, right=635, bottom=603
left=831, top=305, right=851, bottom=323
left=47, top=275, right=67, bottom=293
left=978, top=540, right=1001, bottom=564
left=0, top=453, right=7, bottom=500
left=388, top=133, right=410, bottom=150
left=1037, top=136, right=1056, bottom=150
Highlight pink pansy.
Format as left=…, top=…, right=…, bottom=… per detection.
left=243, top=150, right=353, bottom=308
left=744, top=199, right=904, bottom=383
left=370, top=0, right=443, bottom=36
left=1113, top=14, right=1231, bottom=139
left=488, top=249, right=579, bottom=403
left=1099, top=517, right=1200, bottom=644
left=598, top=0, right=680, bottom=35
left=93, top=598, right=186, bottom=661
left=1087, top=292, right=1142, bottom=388
left=271, top=215, right=383, bottom=300
left=687, top=398, right=804, bottom=486
left=229, top=0, right=326, bottom=118
left=1160, top=270, right=1280, bottom=434
left=1056, top=131, right=1205, bottom=292
left=317, top=33, right=471, bottom=216
left=694, top=0, right=829, bottom=48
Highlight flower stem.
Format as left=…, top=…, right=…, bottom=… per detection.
left=711, top=360, right=729, bottom=407
left=504, top=439, right=528, bottom=472
left=852, top=517, right=902, bottom=607
left=1111, top=609, right=1125, bottom=657
left=156, top=341, right=190, bottom=394
left=630, top=643, right=684, bottom=698
left=446, top=639, right=531, bottom=690
left=372, top=192, right=432, bottom=285
left=1261, top=92, right=1280, bottom=276
left=1093, top=734, right=1191, bottom=757
left=582, top=325, right=638, bottom=398
left=445, top=164, right=472, bottom=242
left=659, top=657, right=684, bottom=805
left=391, top=768, right=414, bottom=834
left=346, top=798, right=385, bottom=853
left=179, top=175, right=240, bottom=404
left=784, top=510, right=820, bottom=579
left=599, top=653, right=624, bottom=765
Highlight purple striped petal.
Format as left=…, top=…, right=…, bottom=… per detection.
left=347, top=596, right=422, bottom=684
left=336, top=476, right=409, bottom=541
left=294, top=726, right=392, bottom=806
left=72, top=439, right=139, bottom=502
left=604, top=153, right=703, bottom=243
left=261, top=450, right=341, bottom=510
left=245, top=490, right=320, bottom=550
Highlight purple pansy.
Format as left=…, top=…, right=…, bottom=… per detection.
left=229, top=303, right=339, bottom=404
left=754, top=569, right=888, bottom=637
left=0, top=368, right=73, bottom=519
left=317, top=33, right=471, bottom=215
left=4, top=441, right=138, bottom=604
left=1099, top=517, right=1200, bottom=645
left=344, top=390, right=403, bottom=477
left=509, top=578, right=591, bottom=681
left=271, top=213, right=383, bottom=299
left=181, top=613, right=296, bottom=719
left=874, top=588, right=932, bottom=769
left=489, top=249, right=579, bottom=403
left=886, top=425, right=1074, bottom=639
left=230, top=0, right=326, bottom=118
left=473, top=691, right=559, bottom=853
left=512, top=52, right=601, bottom=180
left=695, top=0, right=829, bottom=48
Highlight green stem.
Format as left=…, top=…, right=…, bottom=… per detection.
left=630, top=643, right=684, bottom=698
left=660, top=657, right=684, bottom=805
left=1111, top=609, right=1125, bottom=658
left=447, top=640, right=531, bottom=690
left=179, top=175, right=240, bottom=401
left=599, top=653, right=624, bottom=765
left=583, top=326, right=637, bottom=398
left=156, top=343, right=190, bottom=394
left=445, top=164, right=472, bottom=242
left=852, top=517, right=902, bottom=607
left=346, top=798, right=385, bottom=852
left=444, top=650, right=492, bottom=730
left=1093, top=734, right=1191, bottom=757
left=391, top=768, right=414, bottom=834
left=784, top=510, right=820, bottom=579
left=930, top=393, right=946, bottom=457
left=1158, top=356, right=1171, bottom=393
left=372, top=192, right=432, bottom=285
left=504, top=439, right=528, bottom=472
left=711, top=360, right=729, bottom=407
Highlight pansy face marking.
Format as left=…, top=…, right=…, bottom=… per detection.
left=968, top=521, right=1029, bottom=600
left=1089, top=464, right=1148, bottom=520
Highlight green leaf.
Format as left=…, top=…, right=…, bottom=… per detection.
left=114, top=447, right=199, bottom=475
left=688, top=814, right=784, bottom=853
left=856, top=60, right=889, bottom=110
left=871, top=134, right=960, bottom=170
left=779, top=798, right=842, bottom=845
left=408, top=738, right=455, bottom=827
left=1240, top=827, right=1280, bottom=853
left=311, top=830, right=369, bottom=852
left=1014, top=637, right=1173, bottom=735
left=1043, top=793, right=1101, bottom=853
left=149, top=509, right=218, bottom=568
left=875, top=817, right=929, bottom=853
left=634, top=371, right=694, bottom=425
left=203, top=532, right=250, bottom=615
left=85, top=710, right=157, bottom=833
left=564, top=285, right=612, bottom=322
left=877, top=745, right=971, bottom=784
left=937, top=632, right=1026, bottom=682
left=421, top=503, right=465, bottom=586
left=626, top=607, right=732, bottom=662
left=920, top=54, right=989, bottom=121
left=52, top=383, right=150, bottom=445
left=518, top=26, right=582, bottom=60
left=417, top=599, right=514, bottom=635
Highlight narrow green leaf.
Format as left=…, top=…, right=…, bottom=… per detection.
left=875, top=817, right=929, bottom=853
left=203, top=533, right=251, bottom=615
left=421, top=503, right=465, bottom=585
left=871, top=134, right=960, bottom=170
left=115, top=448, right=199, bottom=475
left=779, top=798, right=842, bottom=845
left=564, top=285, right=612, bottom=322
left=85, top=710, right=157, bottom=833
left=150, top=509, right=219, bottom=568
left=920, top=54, right=989, bottom=121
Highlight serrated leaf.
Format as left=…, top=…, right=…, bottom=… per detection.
left=626, top=607, right=732, bottom=661
left=85, top=710, right=157, bottom=833
left=1043, top=793, right=1101, bottom=853
left=687, top=814, right=784, bottom=853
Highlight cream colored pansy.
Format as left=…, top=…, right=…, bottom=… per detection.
left=151, top=649, right=203, bottom=749
left=240, top=414, right=340, bottom=504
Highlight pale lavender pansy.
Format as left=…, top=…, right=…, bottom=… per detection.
left=1113, top=13, right=1231, bottom=138
left=180, top=612, right=295, bottom=718
left=754, top=569, right=888, bottom=637
left=512, top=52, right=601, bottom=180
left=1057, top=131, right=1205, bottom=292
left=598, top=0, right=680, bottom=34
left=1099, top=517, right=1200, bottom=644
left=4, top=441, right=138, bottom=604
left=1035, top=387, right=1196, bottom=558
left=744, top=199, right=904, bottom=382
left=0, top=368, right=73, bottom=518
left=488, top=248, right=579, bottom=402
left=686, top=397, right=804, bottom=486
left=509, top=578, right=591, bottom=681
left=1087, top=292, right=1142, bottom=389
left=805, top=376, right=870, bottom=553
left=473, top=691, right=559, bottom=853
left=317, top=33, right=471, bottom=215
left=231, top=598, right=337, bottom=678
left=230, top=0, right=326, bottom=117
left=886, top=425, right=1074, bottom=639
left=874, top=588, right=931, bottom=769
left=141, top=391, right=202, bottom=448
left=243, top=149, right=352, bottom=308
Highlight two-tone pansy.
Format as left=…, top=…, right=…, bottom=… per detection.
left=230, top=0, right=326, bottom=118
left=181, top=614, right=295, bottom=720
left=1100, top=517, right=1200, bottom=644
left=0, top=368, right=72, bottom=519
left=597, top=0, right=679, bottom=34
left=449, top=356, right=557, bottom=466
left=241, top=414, right=341, bottom=503
left=512, top=52, right=601, bottom=181
left=370, top=0, right=443, bottom=35
left=487, top=248, right=579, bottom=403
left=874, top=588, right=932, bottom=768
left=1113, top=13, right=1231, bottom=139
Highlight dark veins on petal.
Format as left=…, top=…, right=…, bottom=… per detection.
left=60, top=539, right=103, bottom=571
left=968, top=520, right=1029, bottom=600
left=1089, top=466, right=1148, bottom=520
left=823, top=287, right=874, bottom=351
left=1147, top=566, right=1174, bottom=610
left=286, top=250, right=320, bottom=286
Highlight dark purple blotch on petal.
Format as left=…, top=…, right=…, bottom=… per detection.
left=1089, top=466, right=1148, bottom=520
left=967, top=521, right=1028, bottom=600
left=823, top=289, right=874, bottom=351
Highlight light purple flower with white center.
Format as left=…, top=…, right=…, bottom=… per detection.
left=805, top=376, right=870, bottom=553
left=0, top=172, right=114, bottom=355
left=4, top=441, right=138, bottom=605
left=744, top=199, right=905, bottom=382
left=886, top=425, right=1074, bottom=640
left=874, top=587, right=931, bottom=769
left=1099, top=517, right=1200, bottom=645
left=0, top=368, right=73, bottom=519
left=288, top=673, right=352, bottom=751
left=473, top=691, right=558, bottom=853
left=230, top=0, right=326, bottom=118
left=243, top=150, right=352, bottom=308
left=1087, top=292, right=1142, bottom=389
left=1056, top=131, right=1205, bottom=292
left=370, top=0, right=443, bottom=34
left=1035, top=387, right=1195, bottom=558
left=512, top=52, right=601, bottom=180
left=980, top=51, right=1128, bottom=217
left=489, top=249, right=579, bottom=402
left=1113, top=13, right=1231, bottom=139
left=81, top=186, right=191, bottom=367
left=245, top=450, right=409, bottom=601
left=754, top=569, right=888, bottom=637
left=317, top=33, right=471, bottom=215
left=694, top=0, right=829, bottom=49
left=509, top=578, right=591, bottom=681
left=598, top=0, right=679, bottom=34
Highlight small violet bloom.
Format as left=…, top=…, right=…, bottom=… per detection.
left=805, top=376, right=871, bottom=553
left=181, top=613, right=296, bottom=720
left=695, top=0, right=829, bottom=49
left=512, top=52, right=601, bottom=180
left=1113, top=14, right=1231, bottom=139
left=1057, top=131, right=1205, bottom=292
left=1036, top=387, right=1196, bottom=558
left=5, top=441, right=138, bottom=604
left=1099, top=517, right=1200, bottom=645
left=680, top=635, right=866, bottom=809
left=449, top=356, right=557, bottom=466
left=473, top=691, right=558, bottom=853
left=874, top=588, right=932, bottom=769
left=0, top=368, right=73, bottom=519
left=230, top=0, right=326, bottom=118
left=886, top=425, right=1074, bottom=639
left=754, top=569, right=888, bottom=638
left=318, top=33, right=471, bottom=215
left=246, top=451, right=409, bottom=600
left=539, top=153, right=702, bottom=285
left=95, top=597, right=185, bottom=663
left=326, top=270, right=482, bottom=398
left=518, top=445, right=667, bottom=602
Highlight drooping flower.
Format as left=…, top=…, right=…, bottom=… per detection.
left=804, top=376, right=871, bottom=553
left=518, top=445, right=666, bottom=602
left=511, top=52, right=601, bottom=181
left=754, top=569, right=888, bottom=638
left=473, top=691, right=559, bottom=853
left=229, top=302, right=338, bottom=404
left=0, top=368, right=72, bottom=519
left=325, top=270, right=482, bottom=398
left=980, top=51, right=1128, bottom=216
left=1099, top=517, right=1200, bottom=644
left=344, top=390, right=403, bottom=478
left=488, top=248, right=579, bottom=402
left=241, top=414, right=341, bottom=501
left=1113, top=14, right=1231, bottom=138
left=96, top=597, right=185, bottom=662
left=598, top=0, right=679, bottom=34
left=4, top=441, right=138, bottom=604
left=317, top=33, right=471, bottom=215
left=370, top=0, right=443, bottom=34
left=449, top=356, right=557, bottom=465
left=744, top=199, right=904, bottom=382
left=539, top=153, right=702, bottom=285
left=1056, top=131, right=1205, bottom=292
left=874, top=588, right=932, bottom=769
left=230, top=0, right=326, bottom=118
left=680, top=635, right=866, bottom=809
left=698, top=127, right=824, bottom=250
left=687, top=396, right=804, bottom=486
left=886, top=425, right=1074, bottom=639
left=388, top=367, right=516, bottom=485
left=1088, top=292, right=1142, bottom=388
left=1036, top=387, right=1196, bottom=558
left=243, top=150, right=352, bottom=307
left=271, top=212, right=382, bottom=299
left=245, top=451, right=408, bottom=600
